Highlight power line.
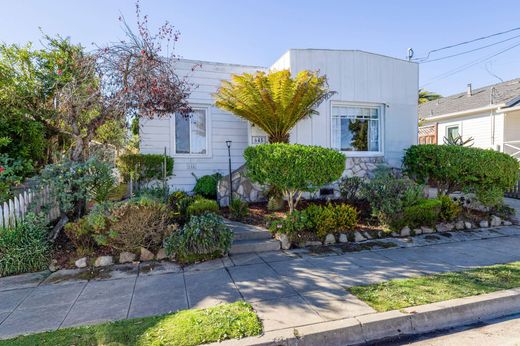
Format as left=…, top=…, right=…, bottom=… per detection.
left=421, top=40, right=520, bottom=87
left=414, top=26, right=520, bottom=62
left=421, top=33, right=520, bottom=64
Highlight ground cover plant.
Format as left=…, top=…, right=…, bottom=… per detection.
left=0, top=301, right=262, bottom=346
left=349, top=261, right=520, bottom=312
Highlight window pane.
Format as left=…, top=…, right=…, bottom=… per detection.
left=332, top=106, right=380, bottom=152
left=447, top=126, right=459, bottom=140
left=175, top=114, right=190, bottom=154
left=190, top=109, right=207, bottom=154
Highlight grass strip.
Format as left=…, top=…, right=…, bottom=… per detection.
left=349, top=261, right=520, bottom=312
left=0, top=301, right=262, bottom=346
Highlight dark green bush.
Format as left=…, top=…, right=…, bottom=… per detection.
left=244, top=144, right=345, bottom=213
left=229, top=198, right=249, bottom=221
left=164, top=213, right=233, bottom=264
left=117, top=153, right=174, bottom=183
left=359, top=167, right=423, bottom=227
left=186, top=198, right=219, bottom=218
left=338, top=176, right=363, bottom=203
left=0, top=213, right=50, bottom=276
left=193, top=173, right=222, bottom=199
left=401, top=199, right=442, bottom=229
left=403, top=145, right=520, bottom=207
left=0, top=154, right=34, bottom=203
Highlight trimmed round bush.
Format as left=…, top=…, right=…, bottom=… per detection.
left=244, top=144, right=346, bottom=212
left=403, top=145, right=519, bottom=206
left=193, top=174, right=221, bottom=199
left=186, top=198, right=219, bottom=217
left=164, top=213, right=233, bottom=264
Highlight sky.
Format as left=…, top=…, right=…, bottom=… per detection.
left=2, top=0, right=520, bottom=96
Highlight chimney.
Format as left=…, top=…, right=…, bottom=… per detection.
left=467, top=83, right=472, bottom=96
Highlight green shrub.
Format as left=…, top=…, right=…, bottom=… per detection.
left=186, top=198, right=219, bottom=218
left=64, top=203, right=112, bottom=251
left=0, top=213, right=50, bottom=276
left=168, top=190, right=189, bottom=208
left=269, top=203, right=358, bottom=240
left=401, top=199, right=442, bottom=229
left=164, top=213, right=233, bottom=264
left=229, top=198, right=249, bottom=221
left=134, top=184, right=169, bottom=201
left=193, top=173, right=222, bottom=199
left=359, top=167, right=423, bottom=227
left=439, top=195, right=461, bottom=222
left=403, top=145, right=520, bottom=207
left=117, top=153, right=174, bottom=183
left=86, top=159, right=116, bottom=203
left=0, top=154, right=34, bottom=203
left=244, top=144, right=345, bottom=213
left=338, top=176, right=363, bottom=203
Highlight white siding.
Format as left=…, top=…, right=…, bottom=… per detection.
left=140, top=60, right=266, bottom=191
left=504, top=110, right=520, bottom=158
left=435, top=111, right=503, bottom=150
left=274, top=49, right=419, bottom=167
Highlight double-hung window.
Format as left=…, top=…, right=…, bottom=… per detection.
left=446, top=125, right=460, bottom=141
left=331, top=104, right=381, bottom=152
left=174, top=108, right=208, bottom=155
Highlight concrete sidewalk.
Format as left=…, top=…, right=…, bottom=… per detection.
left=2, top=226, right=520, bottom=340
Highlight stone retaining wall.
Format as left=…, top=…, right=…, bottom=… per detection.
left=217, top=157, right=386, bottom=206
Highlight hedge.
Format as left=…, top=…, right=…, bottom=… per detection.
left=403, top=145, right=519, bottom=206
left=244, top=144, right=345, bottom=212
left=117, top=153, right=174, bottom=183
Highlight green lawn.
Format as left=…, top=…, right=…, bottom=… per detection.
left=0, top=301, right=262, bottom=346
left=349, top=261, right=520, bottom=312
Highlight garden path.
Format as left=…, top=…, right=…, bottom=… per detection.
left=1, top=226, right=520, bottom=340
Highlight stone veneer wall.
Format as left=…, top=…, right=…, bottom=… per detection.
left=217, top=157, right=386, bottom=206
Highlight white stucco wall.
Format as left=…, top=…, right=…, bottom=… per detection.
left=273, top=49, right=419, bottom=167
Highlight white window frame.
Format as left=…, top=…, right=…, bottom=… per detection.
left=170, top=105, right=212, bottom=158
left=330, top=101, right=385, bottom=157
left=445, top=124, right=461, bottom=140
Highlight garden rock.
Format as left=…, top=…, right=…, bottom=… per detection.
left=455, top=221, right=465, bottom=230
left=278, top=234, right=291, bottom=250
left=75, top=257, right=88, bottom=268
left=413, top=228, right=422, bottom=235
left=94, top=256, right=113, bottom=267
left=156, top=248, right=168, bottom=261
left=119, top=252, right=137, bottom=264
left=339, top=233, right=349, bottom=243
left=363, top=231, right=373, bottom=239
left=490, top=215, right=502, bottom=227
left=400, top=227, right=411, bottom=237
left=354, top=231, right=366, bottom=242
left=503, top=220, right=513, bottom=226
left=436, top=223, right=454, bottom=233
left=480, top=220, right=489, bottom=228
left=421, top=226, right=435, bottom=234
left=324, top=234, right=336, bottom=245
left=464, top=221, right=473, bottom=229
left=305, top=241, right=322, bottom=247
left=48, top=260, right=60, bottom=272
left=140, top=247, right=155, bottom=261
left=391, top=232, right=400, bottom=238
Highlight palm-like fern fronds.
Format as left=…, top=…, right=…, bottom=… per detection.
left=214, top=70, right=334, bottom=143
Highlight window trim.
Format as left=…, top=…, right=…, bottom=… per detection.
left=170, top=105, right=212, bottom=158
left=330, top=101, right=385, bottom=157
left=445, top=124, right=461, bottom=140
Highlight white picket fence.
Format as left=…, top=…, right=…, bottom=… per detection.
left=0, top=186, right=60, bottom=229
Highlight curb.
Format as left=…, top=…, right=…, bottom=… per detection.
left=213, top=287, right=520, bottom=345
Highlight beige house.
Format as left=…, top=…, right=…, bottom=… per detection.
left=419, top=79, right=520, bottom=160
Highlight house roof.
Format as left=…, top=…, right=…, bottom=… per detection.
left=419, top=78, right=520, bottom=119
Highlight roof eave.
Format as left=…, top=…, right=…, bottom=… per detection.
left=421, top=104, right=504, bottom=122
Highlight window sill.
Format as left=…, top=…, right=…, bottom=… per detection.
left=339, top=151, right=384, bottom=157
left=173, top=154, right=212, bottom=159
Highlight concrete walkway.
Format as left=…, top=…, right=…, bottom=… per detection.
left=2, top=226, right=520, bottom=340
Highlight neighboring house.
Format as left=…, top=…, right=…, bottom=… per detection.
left=419, top=79, right=520, bottom=160
left=140, top=49, right=419, bottom=194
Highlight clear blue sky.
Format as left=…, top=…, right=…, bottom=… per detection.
left=2, top=0, right=520, bottom=96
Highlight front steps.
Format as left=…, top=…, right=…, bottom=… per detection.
left=225, top=220, right=281, bottom=254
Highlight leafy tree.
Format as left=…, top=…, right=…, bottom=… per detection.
left=214, top=70, right=334, bottom=143
left=418, top=89, right=442, bottom=104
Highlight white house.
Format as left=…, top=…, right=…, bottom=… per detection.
left=419, top=79, right=520, bottom=160
left=140, top=49, right=419, bottom=196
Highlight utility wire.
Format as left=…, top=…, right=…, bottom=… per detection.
left=414, top=26, right=520, bottom=62
left=421, top=33, right=520, bottom=64
left=421, top=40, right=520, bottom=87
